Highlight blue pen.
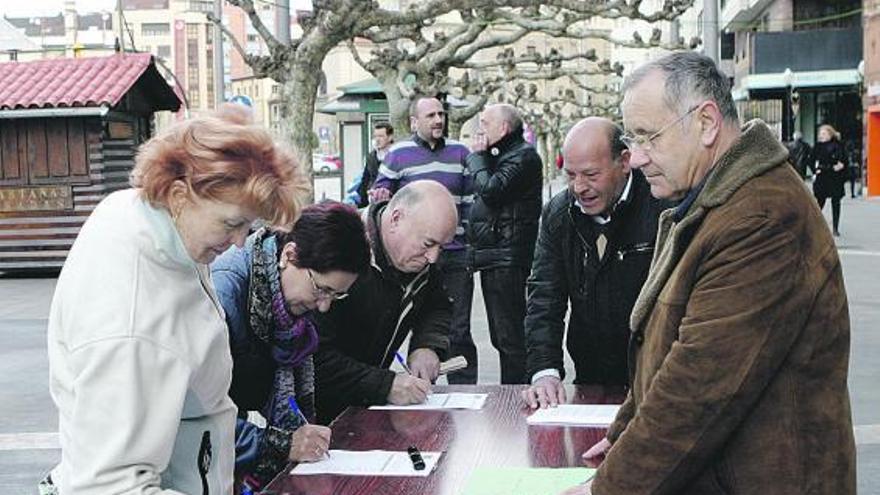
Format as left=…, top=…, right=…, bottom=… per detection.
left=287, top=396, right=331, bottom=459
left=394, top=351, right=413, bottom=374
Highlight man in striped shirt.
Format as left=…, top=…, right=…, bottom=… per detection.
left=370, top=96, right=478, bottom=384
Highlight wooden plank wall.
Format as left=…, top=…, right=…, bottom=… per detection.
left=0, top=117, right=141, bottom=271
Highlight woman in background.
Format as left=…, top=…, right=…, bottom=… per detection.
left=212, top=202, right=371, bottom=489
left=44, top=105, right=309, bottom=494
left=812, top=124, right=847, bottom=236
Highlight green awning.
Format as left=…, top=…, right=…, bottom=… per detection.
left=337, top=78, right=384, bottom=95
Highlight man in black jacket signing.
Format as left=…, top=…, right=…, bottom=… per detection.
left=314, top=181, right=457, bottom=423
left=521, top=117, right=667, bottom=408
left=466, top=104, right=543, bottom=384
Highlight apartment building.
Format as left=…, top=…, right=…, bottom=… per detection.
left=114, top=0, right=218, bottom=116
left=3, top=0, right=116, bottom=61
left=723, top=0, right=862, bottom=146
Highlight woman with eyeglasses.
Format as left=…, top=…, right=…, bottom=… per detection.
left=211, top=201, right=371, bottom=490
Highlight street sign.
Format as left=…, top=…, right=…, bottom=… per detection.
left=228, top=95, right=253, bottom=107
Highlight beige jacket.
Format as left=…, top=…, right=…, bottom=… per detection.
left=48, top=189, right=236, bottom=494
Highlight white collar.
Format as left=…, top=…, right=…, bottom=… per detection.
left=573, top=173, right=633, bottom=225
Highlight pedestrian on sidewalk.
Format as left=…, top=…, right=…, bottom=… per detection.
left=785, top=131, right=814, bottom=180
left=813, top=124, right=847, bottom=236
left=467, top=103, right=543, bottom=385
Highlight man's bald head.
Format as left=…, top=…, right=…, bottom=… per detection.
left=563, top=117, right=625, bottom=159
left=562, top=117, right=631, bottom=217
left=382, top=181, right=457, bottom=272
left=480, top=103, right=523, bottom=147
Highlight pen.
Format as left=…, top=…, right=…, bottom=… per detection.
left=287, top=396, right=330, bottom=459
left=394, top=351, right=413, bottom=375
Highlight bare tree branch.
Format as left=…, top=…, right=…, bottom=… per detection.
left=206, top=12, right=248, bottom=65
left=226, top=0, right=285, bottom=55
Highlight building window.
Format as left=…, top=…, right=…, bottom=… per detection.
left=188, top=0, right=212, bottom=12
left=206, top=25, right=214, bottom=103
left=157, top=45, right=171, bottom=58
left=187, top=23, right=200, bottom=106
left=142, top=22, right=170, bottom=36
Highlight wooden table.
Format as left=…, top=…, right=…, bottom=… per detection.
left=263, top=384, right=625, bottom=495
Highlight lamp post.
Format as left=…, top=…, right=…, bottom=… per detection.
left=782, top=68, right=793, bottom=142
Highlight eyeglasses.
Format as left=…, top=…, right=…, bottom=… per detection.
left=620, top=104, right=701, bottom=153
left=306, top=268, right=349, bottom=301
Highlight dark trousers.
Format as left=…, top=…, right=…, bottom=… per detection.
left=480, top=266, right=529, bottom=384
left=437, top=250, right=476, bottom=384
left=817, top=195, right=841, bottom=232
left=848, top=167, right=860, bottom=198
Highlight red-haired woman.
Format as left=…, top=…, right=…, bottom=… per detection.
left=44, top=105, right=310, bottom=494
left=211, top=201, right=371, bottom=489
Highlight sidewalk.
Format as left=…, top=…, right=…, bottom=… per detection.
left=0, top=192, right=878, bottom=493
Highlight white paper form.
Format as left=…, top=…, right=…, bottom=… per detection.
left=369, top=393, right=488, bottom=410
left=290, top=449, right=442, bottom=476
left=526, top=404, right=621, bottom=426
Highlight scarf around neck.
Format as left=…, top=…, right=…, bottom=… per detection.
left=248, top=228, right=318, bottom=367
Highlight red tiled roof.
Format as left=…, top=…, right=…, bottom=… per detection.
left=0, top=53, right=156, bottom=110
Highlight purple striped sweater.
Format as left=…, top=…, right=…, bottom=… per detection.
left=372, top=134, right=472, bottom=250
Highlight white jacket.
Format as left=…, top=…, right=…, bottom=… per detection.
left=48, top=189, right=236, bottom=494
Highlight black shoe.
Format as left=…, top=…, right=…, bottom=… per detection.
left=833, top=229, right=841, bottom=237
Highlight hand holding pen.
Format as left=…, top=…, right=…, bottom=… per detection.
left=386, top=351, right=431, bottom=405
left=400, top=348, right=441, bottom=382
left=286, top=396, right=332, bottom=462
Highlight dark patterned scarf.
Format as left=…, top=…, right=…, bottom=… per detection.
left=248, top=228, right=318, bottom=369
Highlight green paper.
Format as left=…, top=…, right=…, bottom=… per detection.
left=462, top=467, right=595, bottom=495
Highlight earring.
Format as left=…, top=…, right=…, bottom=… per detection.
left=172, top=203, right=182, bottom=224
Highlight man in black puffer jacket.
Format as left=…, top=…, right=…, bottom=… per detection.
left=521, top=117, right=669, bottom=409
left=466, top=103, right=543, bottom=384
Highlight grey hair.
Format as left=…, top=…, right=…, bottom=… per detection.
left=623, top=51, right=739, bottom=123
left=491, top=103, right=524, bottom=132
left=608, top=122, right=627, bottom=160
left=387, top=182, right=422, bottom=212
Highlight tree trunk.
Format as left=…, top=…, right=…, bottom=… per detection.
left=379, top=79, right=411, bottom=139
left=279, top=37, right=339, bottom=202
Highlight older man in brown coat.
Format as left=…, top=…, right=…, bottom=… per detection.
left=564, top=52, right=855, bottom=494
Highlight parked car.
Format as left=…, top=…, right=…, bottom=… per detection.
left=313, top=154, right=342, bottom=174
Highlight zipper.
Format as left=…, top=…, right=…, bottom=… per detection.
left=379, top=269, right=429, bottom=366
left=569, top=207, right=593, bottom=295
left=616, top=243, right=654, bottom=261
